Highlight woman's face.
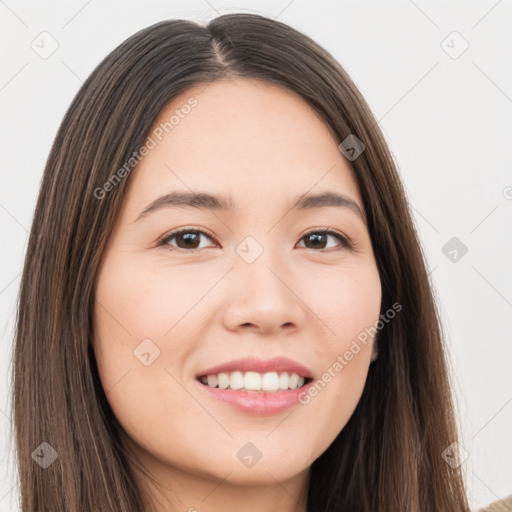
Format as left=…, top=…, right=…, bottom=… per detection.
left=93, top=78, right=382, bottom=493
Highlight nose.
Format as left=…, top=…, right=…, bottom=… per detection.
left=222, top=250, right=307, bottom=335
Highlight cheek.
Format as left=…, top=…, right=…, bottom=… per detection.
left=295, top=261, right=381, bottom=448
left=310, top=260, right=382, bottom=350
left=92, top=253, right=216, bottom=455
left=93, top=251, right=216, bottom=344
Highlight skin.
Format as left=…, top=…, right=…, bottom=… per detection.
left=93, top=77, right=382, bottom=512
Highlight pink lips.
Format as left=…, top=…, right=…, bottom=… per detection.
left=197, top=382, right=314, bottom=415
left=196, top=356, right=314, bottom=379
left=195, top=356, right=314, bottom=416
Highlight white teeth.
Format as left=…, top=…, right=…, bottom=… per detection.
left=279, top=372, right=289, bottom=390
left=261, top=372, right=279, bottom=391
left=244, top=371, right=261, bottom=390
left=200, top=371, right=308, bottom=391
left=218, top=373, right=229, bottom=389
left=230, top=371, right=244, bottom=390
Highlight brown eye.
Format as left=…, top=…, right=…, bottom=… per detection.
left=161, top=229, right=216, bottom=252
left=298, top=230, right=352, bottom=251
left=159, top=227, right=353, bottom=253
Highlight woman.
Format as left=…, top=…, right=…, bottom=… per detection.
left=12, top=12, right=473, bottom=512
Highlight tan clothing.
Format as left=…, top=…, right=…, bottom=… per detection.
left=478, top=494, right=512, bottom=512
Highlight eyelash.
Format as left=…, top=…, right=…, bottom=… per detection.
left=157, top=227, right=354, bottom=253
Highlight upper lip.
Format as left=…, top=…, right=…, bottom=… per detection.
left=196, top=356, right=314, bottom=379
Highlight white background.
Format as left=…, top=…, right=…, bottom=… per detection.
left=1, top=1, right=511, bottom=510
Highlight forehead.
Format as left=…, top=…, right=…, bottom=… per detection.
left=123, top=78, right=362, bottom=216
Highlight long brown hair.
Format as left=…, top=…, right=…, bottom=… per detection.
left=11, top=12, right=471, bottom=511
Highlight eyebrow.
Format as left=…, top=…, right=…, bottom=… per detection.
left=134, top=190, right=366, bottom=223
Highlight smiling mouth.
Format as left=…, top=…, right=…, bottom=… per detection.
left=197, top=371, right=312, bottom=393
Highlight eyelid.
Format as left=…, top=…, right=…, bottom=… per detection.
left=300, top=227, right=354, bottom=250
left=158, top=227, right=219, bottom=249
left=158, top=226, right=354, bottom=251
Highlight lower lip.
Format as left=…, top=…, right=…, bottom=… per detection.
left=196, top=379, right=313, bottom=415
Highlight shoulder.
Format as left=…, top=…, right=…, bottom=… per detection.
left=477, top=493, right=512, bottom=512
